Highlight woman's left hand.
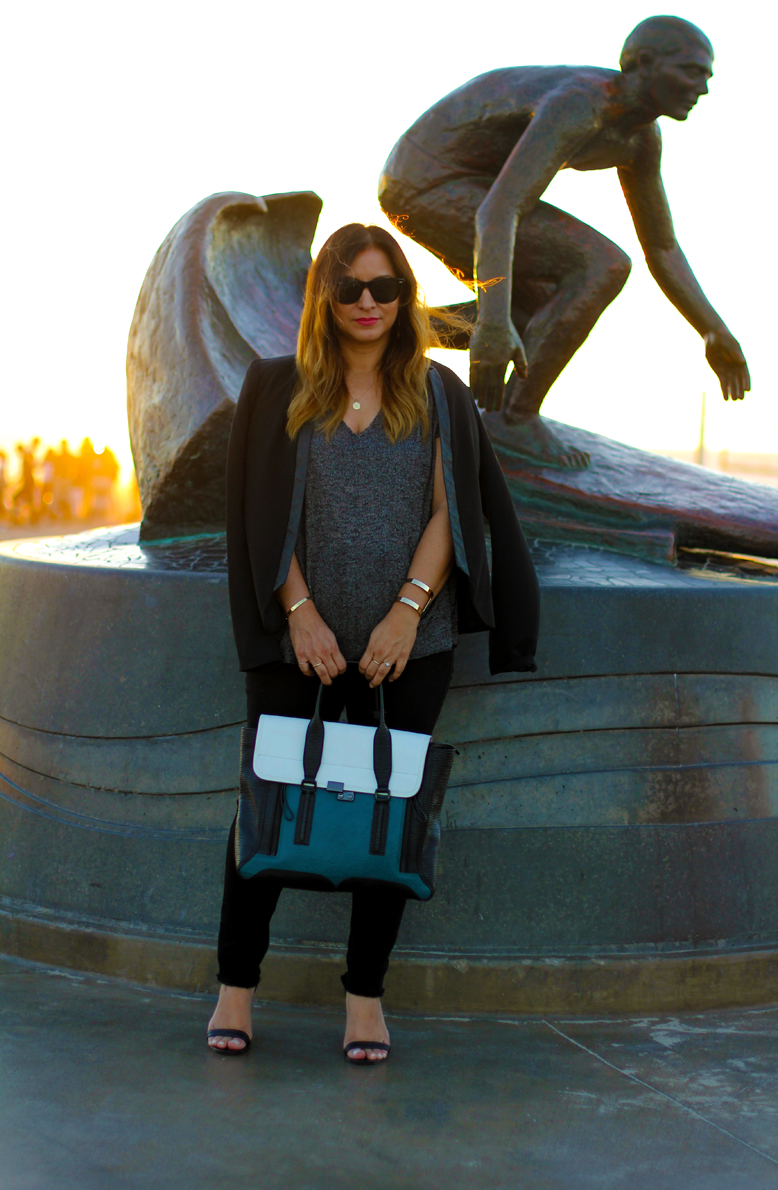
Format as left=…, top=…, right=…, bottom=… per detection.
left=359, top=602, right=419, bottom=687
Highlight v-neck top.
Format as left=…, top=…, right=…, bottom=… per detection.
left=280, top=409, right=457, bottom=664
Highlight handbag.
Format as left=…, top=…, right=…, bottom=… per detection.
left=234, top=684, right=456, bottom=900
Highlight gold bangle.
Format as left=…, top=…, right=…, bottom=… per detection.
left=407, top=577, right=434, bottom=599
left=286, top=596, right=311, bottom=619
left=395, top=596, right=422, bottom=616
left=407, top=577, right=434, bottom=612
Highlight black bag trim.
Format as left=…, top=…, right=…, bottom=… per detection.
left=400, top=743, right=456, bottom=891
left=294, top=788, right=316, bottom=846
left=369, top=800, right=390, bottom=856
left=236, top=726, right=287, bottom=869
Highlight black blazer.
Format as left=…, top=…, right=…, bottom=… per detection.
left=226, top=355, right=540, bottom=675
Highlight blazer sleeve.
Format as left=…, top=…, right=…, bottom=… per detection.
left=476, top=412, right=540, bottom=674
left=225, top=359, right=266, bottom=668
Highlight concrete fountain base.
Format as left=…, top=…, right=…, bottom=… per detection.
left=1, top=526, right=777, bottom=1013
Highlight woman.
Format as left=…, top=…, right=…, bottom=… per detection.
left=208, top=224, right=540, bottom=1062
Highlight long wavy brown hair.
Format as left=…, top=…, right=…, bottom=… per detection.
left=287, top=224, right=454, bottom=443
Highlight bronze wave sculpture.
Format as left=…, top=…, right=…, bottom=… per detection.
left=127, top=190, right=321, bottom=539
left=126, top=183, right=778, bottom=563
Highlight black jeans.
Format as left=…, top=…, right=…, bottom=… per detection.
left=216, top=650, right=454, bottom=997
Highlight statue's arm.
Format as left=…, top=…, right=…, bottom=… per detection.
left=470, top=89, right=599, bottom=410
left=619, top=128, right=750, bottom=401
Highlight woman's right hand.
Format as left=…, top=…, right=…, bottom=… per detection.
left=288, top=601, right=347, bottom=685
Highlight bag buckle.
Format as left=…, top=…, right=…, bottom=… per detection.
left=374, top=790, right=391, bottom=803
left=327, top=781, right=354, bottom=803
left=301, top=779, right=317, bottom=794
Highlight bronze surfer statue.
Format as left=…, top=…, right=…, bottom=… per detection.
left=379, top=16, right=750, bottom=468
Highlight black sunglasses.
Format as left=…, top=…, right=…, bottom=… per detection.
left=334, top=276, right=407, bottom=305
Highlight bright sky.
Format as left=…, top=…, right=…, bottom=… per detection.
left=1, top=0, right=773, bottom=478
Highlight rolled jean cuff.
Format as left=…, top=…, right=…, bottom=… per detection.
left=216, top=968, right=260, bottom=990
left=341, top=971, right=385, bottom=998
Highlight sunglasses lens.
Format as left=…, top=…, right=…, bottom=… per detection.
left=336, top=280, right=364, bottom=304
left=334, top=277, right=405, bottom=304
left=369, top=278, right=402, bottom=303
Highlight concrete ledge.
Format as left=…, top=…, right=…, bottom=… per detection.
left=2, top=905, right=776, bottom=1015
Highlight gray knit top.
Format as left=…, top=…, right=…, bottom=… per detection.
left=280, top=409, right=457, bottom=664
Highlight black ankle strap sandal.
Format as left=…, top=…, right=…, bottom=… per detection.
left=207, top=1028, right=251, bottom=1054
left=343, top=1041, right=391, bottom=1065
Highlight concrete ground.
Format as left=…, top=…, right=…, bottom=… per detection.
left=0, top=957, right=776, bottom=1190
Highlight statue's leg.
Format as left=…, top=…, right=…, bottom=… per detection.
left=505, top=201, right=631, bottom=423
left=380, top=176, right=482, bottom=281
left=383, top=182, right=630, bottom=467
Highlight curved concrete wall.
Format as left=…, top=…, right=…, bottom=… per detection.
left=1, top=528, right=778, bottom=978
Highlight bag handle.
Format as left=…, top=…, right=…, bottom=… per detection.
left=369, top=685, right=392, bottom=856
left=301, top=683, right=325, bottom=793
left=300, top=682, right=393, bottom=796
left=372, top=685, right=392, bottom=801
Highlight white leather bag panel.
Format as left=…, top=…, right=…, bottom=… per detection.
left=253, top=714, right=431, bottom=798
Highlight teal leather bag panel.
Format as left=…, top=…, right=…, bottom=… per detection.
left=239, top=783, right=431, bottom=900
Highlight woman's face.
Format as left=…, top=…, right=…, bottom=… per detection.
left=332, top=246, right=401, bottom=349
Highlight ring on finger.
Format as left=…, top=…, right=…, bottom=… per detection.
left=381, top=661, right=392, bottom=667
left=312, top=661, right=325, bottom=668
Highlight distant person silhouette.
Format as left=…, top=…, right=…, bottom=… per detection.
left=0, top=451, right=7, bottom=519
left=41, top=448, right=56, bottom=514
left=12, top=444, right=36, bottom=522
left=53, top=441, right=75, bottom=519
left=91, top=446, right=119, bottom=518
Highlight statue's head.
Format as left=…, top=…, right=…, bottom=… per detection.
left=620, top=16, right=713, bottom=120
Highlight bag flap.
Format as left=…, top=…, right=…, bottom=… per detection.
left=253, top=714, right=431, bottom=798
